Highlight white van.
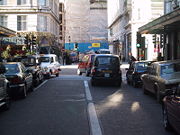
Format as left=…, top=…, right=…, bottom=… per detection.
left=40, top=54, right=61, bottom=78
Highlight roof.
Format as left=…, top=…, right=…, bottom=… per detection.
left=153, top=59, right=180, bottom=65
left=95, top=54, right=119, bottom=57
left=139, top=8, right=180, bottom=34
left=0, top=25, right=16, bottom=37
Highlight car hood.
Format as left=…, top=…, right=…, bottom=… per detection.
left=4, top=73, right=22, bottom=78
left=162, top=72, right=180, bottom=84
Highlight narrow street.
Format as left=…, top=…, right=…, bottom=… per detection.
left=0, top=64, right=176, bottom=135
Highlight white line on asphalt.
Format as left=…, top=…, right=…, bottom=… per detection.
left=84, top=81, right=102, bottom=135
left=34, top=80, right=48, bottom=91
left=84, top=81, right=92, bottom=101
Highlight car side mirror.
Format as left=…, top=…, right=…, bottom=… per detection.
left=0, top=64, right=6, bottom=74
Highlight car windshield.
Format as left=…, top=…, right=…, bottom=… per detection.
left=136, top=62, right=149, bottom=71
left=95, top=56, right=119, bottom=66
left=161, top=63, right=180, bottom=75
left=40, top=57, right=50, bottom=63
left=5, top=64, right=20, bottom=74
left=21, top=58, right=35, bottom=66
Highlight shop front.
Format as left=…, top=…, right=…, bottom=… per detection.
left=139, top=8, right=180, bottom=60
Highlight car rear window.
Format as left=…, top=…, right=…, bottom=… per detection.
left=40, top=57, right=50, bottom=62
left=136, top=62, right=149, bottom=70
left=95, top=56, right=119, bottom=66
left=5, top=64, right=20, bottom=74
left=161, top=63, right=180, bottom=75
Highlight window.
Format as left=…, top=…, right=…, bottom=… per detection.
left=0, top=16, right=8, bottom=27
left=0, top=0, right=7, bottom=5
left=17, top=16, right=27, bottom=31
left=17, top=0, right=27, bottom=5
left=38, top=0, right=47, bottom=6
left=37, top=16, right=47, bottom=32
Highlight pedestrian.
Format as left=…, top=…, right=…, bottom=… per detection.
left=62, top=52, right=67, bottom=65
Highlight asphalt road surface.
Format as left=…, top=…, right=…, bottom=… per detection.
left=0, top=64, right=177, bottom=135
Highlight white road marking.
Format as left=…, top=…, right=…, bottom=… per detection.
left=84, top=81, right=102, bottom=135
left=34, top=80, right=48, bottom=91
left=84, top=81, right=92, bottom=101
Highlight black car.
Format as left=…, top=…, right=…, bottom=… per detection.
left=126, top=61, right=154, bottom=87
left=91, top=54, right=122, bottom=86
left=4, top=62, right=33, bottom=98
left=13, top=55, right=44, bottom=86
left=0, top=63, right=10, bottom=110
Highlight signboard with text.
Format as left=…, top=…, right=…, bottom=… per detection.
left=92, top=43, right=100, bottom=47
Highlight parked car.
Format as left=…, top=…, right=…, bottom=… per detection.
left=91, top=54, right=122, bottom=86
left=13, top=55, right=44, bottom=86
left=0, top=63, right=10, bottom=110
left=77, top=54, right=96, bottom=76
left=4, top=62, right=33, bottom=98
left=162, top=86, right=180, bottom=134
left=141, top=60, right=180, bottom=102
left=40, top=54, right=61, bottom=78
left=126, top=61, right=154, bottom=87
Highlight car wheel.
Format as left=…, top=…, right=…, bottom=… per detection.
left=143, top=84, right=148, bottom=95
left=163, top=106, right=171, bottom=130
left=21, top=85, right=27, bottom=99
left=91, top=79, right=96, bottom=86
left=132, top=81, right=137, bottom=88
left=56, top=73, right=59, bottom=77
left=115, top=81, right=121, bottom=87
left=156, top=89, right=162, bottom=103
left=29, top=82, right=34, bottom=92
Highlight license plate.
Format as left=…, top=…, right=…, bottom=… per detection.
left=104, top=73, right=110, bottom=77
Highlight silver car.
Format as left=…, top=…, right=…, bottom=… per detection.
left=141, top=60, right=180, bottom=103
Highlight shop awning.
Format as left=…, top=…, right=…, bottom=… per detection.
left=139, top=8, right=180, bottom=34
left=0, top=25, right=16, bottom=37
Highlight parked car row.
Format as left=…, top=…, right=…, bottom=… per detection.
left=0, top=54, right=61, bottom=111
left=126, top=59, right=180, bottom=134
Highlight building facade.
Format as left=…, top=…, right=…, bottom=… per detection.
left=0, top=0, right=60, bottom=46
left=59, top=1, right=65, bottom=49
left=139, top=0, right=180, bottom=60
left=107, top=0, right=164, bottom=61
left=64, top=0, right=108, bottom=50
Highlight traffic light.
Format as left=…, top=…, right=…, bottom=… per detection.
left=136, top=32, right=141, bottom=48
left=32, top=35, right=36, bottom=45
left=160, top=34, right=164, bottom=48
left=24, top=35, right=29, bottom=45
left=152, top=34, right=156, bottom=44
left=136, top=44, right=141, bottom=48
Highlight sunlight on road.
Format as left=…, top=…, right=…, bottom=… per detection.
left=97, top=91, right=124, bottom=115
left=131, top=102, right=140, bottom=112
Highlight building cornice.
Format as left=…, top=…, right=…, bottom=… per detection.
left=0, top=6, right=60, bottom=23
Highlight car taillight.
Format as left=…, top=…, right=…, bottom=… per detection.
left=11, top=76, right=23, bottom=84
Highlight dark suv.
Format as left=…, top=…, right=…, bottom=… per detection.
left=0, top=63, right=10, bottom=110
left=91, top=54, right=122, bottom=86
